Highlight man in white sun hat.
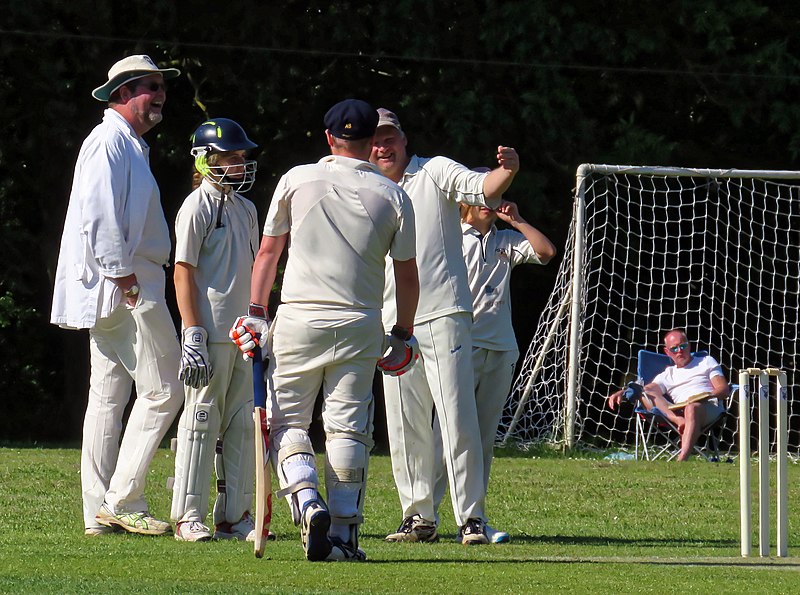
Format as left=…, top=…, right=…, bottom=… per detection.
left=51, top=54, right=183, bottom=537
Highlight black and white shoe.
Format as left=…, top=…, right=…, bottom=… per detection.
left=385, top=514, right=439, bottom=543
left=460, top=518, right=489, bottom=545
left=300, top=500, right=332, bottom=561
left=326, top=536, right=367, bottom=562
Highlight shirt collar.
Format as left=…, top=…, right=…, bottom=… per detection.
left=200, top=178, right=229, bottom=200
left=103, top=108, right=149, bottom=151
left=319, top=154, right=380, bottom=173
left=403, top=154, right=423, bottom=177
left=461, top=221, right=497, bottom=238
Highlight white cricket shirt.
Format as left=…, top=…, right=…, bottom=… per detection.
left=381, top=155, right=501, bottom=328
left=174, top=179, right=259, bottom=342
left=462, top=222, right=542, bottom=351
left=51, top=109, right=171, bottom=330
left=263, top=155, right=415, bottom=311
left=651, top=354, right=725, bottom=405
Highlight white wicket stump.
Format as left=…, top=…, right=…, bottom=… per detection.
left=738, top=367, right=788, bottom=557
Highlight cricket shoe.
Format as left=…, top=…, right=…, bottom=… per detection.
left=84, top=525, right=115, bottom=537
left=385, top=514, right=439, bottom=543
left=175, top=521, right=212, bottom=542
left=326, top=537, right=367, bottom=562
left=214, top=511, right=275, bottom=541
left=455, top=523, right=509, bottom=544
left=460, top=518, right=489, bottom=545
left=96, top=503, right=172, bottom=536
left=300, top=500, right=332, bottom=561
left=486, top=524, right=510, bottom=544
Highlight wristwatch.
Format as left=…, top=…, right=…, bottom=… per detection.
left=123, top=284, right=140, bottom=298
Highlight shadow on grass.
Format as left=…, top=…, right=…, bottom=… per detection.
left=496, top=534, right=739, bottom=548
left=358, top=557, right=800, bottom=568
left=360, top=531, right=739, bottom=549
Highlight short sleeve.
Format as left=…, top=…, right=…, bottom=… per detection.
left=389, top=189, right=416, bottom=261
left=174, top=193, right=212, bottom=267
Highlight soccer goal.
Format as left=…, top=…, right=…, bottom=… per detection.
left=498, top=164, right=800, bottom=457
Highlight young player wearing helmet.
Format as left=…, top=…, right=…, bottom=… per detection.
left=170, top=118, right=264, bottom=542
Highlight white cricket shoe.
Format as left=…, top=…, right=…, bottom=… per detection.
left=486, top=524, right=510, bottom=544
left=301, top=500, right=332, bottom=561
left=385, top=514, right=439, bottom=543
left=175, top=521, right=212, bottom=542
left=460, top=518, right=489, bottom=545
left=214, top=511, right=256, bottom=541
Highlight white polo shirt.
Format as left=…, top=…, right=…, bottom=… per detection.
left=382, top=155, right=501, bottom=328
left=651, top=354, right=725, bottom=405
left=263, top=155, right=415, bottom=312
left=462, top=222, right=542, bottom=351
left=51, top=109, right=171, bottom=330
left=174, top=179, right=259, bottom=342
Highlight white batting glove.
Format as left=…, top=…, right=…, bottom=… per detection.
left=229, top=303, right=270, bottom=361
left=179, top=326, right=213, bottom=389
left=378, top=326, right=420, bottom=377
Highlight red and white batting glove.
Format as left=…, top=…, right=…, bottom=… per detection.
left=377, top=325, right=420, bottom=377
left=229, top=303, right=270, bottom=361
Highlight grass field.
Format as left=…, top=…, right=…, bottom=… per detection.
left=1, top=445, right=799, bottom=593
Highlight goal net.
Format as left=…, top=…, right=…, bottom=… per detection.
left=499, top=164, right=800, bottom=457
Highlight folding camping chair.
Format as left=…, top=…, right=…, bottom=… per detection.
left=633, top=349, right=736, bottom=461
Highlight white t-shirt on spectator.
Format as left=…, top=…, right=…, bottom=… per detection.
left=651, top=354, right=725, bottom=405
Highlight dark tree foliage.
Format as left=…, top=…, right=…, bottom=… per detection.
left=1, top=1, right=798, bottom=442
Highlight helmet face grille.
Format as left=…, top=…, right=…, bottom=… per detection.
left=195, top=154, right=258, bottom=193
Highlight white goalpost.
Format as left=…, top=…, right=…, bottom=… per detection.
left=499, top=164, right=800, bottom=457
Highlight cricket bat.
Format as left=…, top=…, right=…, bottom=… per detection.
left=252, top=346, right=273, bottom=558
left=668, top=392, right=712, bottom=411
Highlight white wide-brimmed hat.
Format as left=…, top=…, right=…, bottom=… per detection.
left=92, top=54, right=181, bottom=101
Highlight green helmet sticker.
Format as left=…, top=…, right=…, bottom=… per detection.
left=194, top=153, right=212, bottom=177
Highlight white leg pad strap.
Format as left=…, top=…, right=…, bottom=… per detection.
left=271, top=428, right=318, bottom=524
left=212, top=401, right=255, bottom=525
left=170, top=403, right=219, bottom=522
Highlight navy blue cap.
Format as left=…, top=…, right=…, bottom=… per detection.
left=324, top=99, right=379, bottom=140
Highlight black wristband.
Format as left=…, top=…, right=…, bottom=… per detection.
left=391, top=325, right=413, bottom=341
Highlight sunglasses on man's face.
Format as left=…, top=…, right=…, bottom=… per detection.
left=668, top=343, right=689, bottom=353
left=136, top=81, right=167, bottom=93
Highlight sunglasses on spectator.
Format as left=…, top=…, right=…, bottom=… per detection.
left=668, top=343, right=689, bottom=353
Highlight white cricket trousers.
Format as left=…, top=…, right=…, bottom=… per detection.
left=383, top=312, right=486, bottom=526
left=433, top=346, right=518, bottom=519
left=267, top=305, right=382, bottom=442
left=82, top=266, right=182, bottom=528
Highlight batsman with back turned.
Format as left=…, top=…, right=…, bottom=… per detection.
left=230, top=98, right=420, bottom=562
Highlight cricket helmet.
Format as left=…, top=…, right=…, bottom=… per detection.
left=190, top=118, right=258, bottom=192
